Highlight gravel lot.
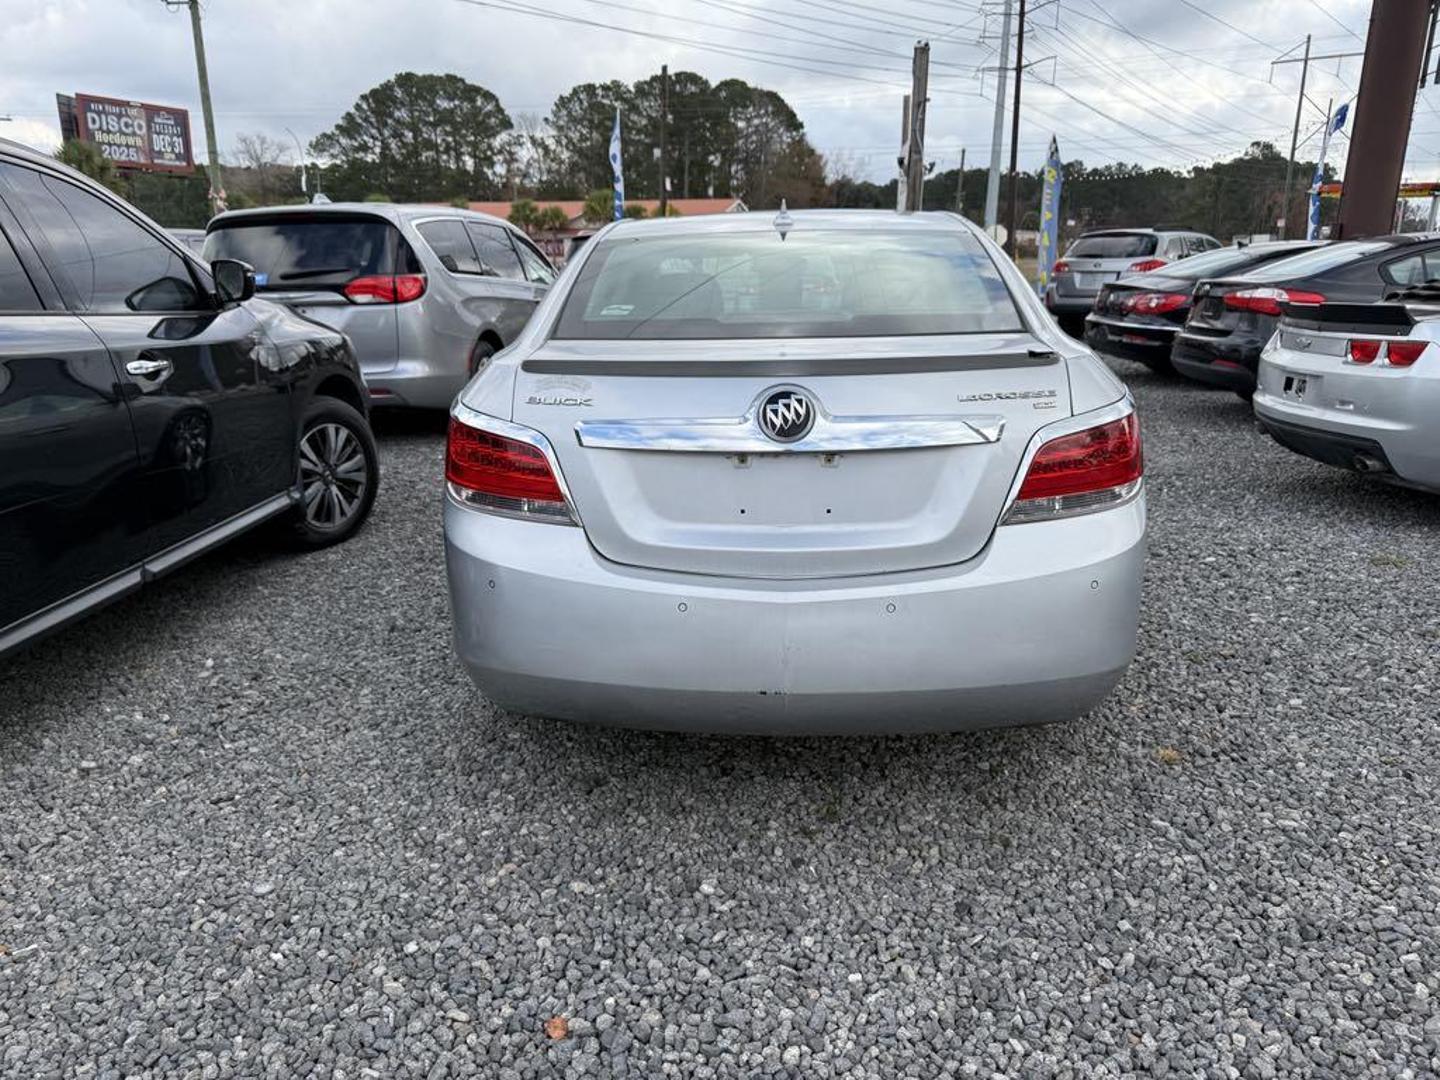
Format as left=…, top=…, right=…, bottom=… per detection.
left=2, top=356, right=1438, bottom=1079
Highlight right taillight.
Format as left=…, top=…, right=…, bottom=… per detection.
left=446, top=414, right=575, bottom=524
left=1004, top=412, right=1143, bottom=524
left=1385, top=340, right=1427, bottom=367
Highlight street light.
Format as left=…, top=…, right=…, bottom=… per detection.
left=283, top=126, right=308, bottom=197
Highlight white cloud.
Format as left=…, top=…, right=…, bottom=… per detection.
left=1, top=0, right=1432, bottom=183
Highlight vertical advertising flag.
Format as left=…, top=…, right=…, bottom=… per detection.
left=1309, top=102, right=1348, bottom=241
left=1035, top=137, right=1064, bottom=294
left=609, top=109, right=625, bottom=222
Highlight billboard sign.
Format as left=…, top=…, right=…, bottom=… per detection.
left=64, top=92, right=194, bottom=173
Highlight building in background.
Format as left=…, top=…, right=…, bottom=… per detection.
left=462, top=197, right=747, bottom=262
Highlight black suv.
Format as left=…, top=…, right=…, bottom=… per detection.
left=0, top=138, right=377, bottom=658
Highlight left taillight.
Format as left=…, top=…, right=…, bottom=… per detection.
left=1224, top=286, right=1324, bottom=317
left=344, top=274, right=427, bottom=304
left=446, top=414, right=576, bottom=524
left=1004, top=412, right=1143, bottom=525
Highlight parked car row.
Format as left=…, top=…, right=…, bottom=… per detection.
left=1063, top=220, right=1440, bottom=496
left=1071, top=227, right=1440, bottom=400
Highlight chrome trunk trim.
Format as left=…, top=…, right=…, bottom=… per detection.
left=575, top=408, right=1005, bottom=454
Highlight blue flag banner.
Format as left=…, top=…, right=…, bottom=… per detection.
left=1035, top=137, right=1063, bottom=294
left=1308, top=102, right=1349, bottom=241
left=609, top=110, right=625, bottom=222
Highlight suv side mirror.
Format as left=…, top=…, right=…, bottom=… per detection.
left=212, top=258, right=256, bottom=305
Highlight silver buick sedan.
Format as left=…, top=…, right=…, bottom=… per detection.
left=443, top=209, right=1146, bottom=733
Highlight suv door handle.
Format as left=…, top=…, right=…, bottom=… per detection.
left=126, top=356, right=173, bottom=377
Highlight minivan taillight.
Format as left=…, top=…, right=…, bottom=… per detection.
left=1004, top=412, right=1143, bottom=524
left=446, top=414, right=575, bottom=524
left=344, top=274, right=427, bottom=304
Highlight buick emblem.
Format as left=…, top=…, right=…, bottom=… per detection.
left=758, top=388, right=816, bottom=443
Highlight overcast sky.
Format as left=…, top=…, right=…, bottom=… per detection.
left=2, top=0, right=1432, bottom=187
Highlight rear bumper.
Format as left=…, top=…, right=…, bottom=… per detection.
left=1172, top=332, right=1263, bottom=392
left=362, top=358, right=464, bottom=410
left=1045, top=290, right=1097, bottom=318
left=444, top=496, right=1147, bottom=734
left=1084, top=315, right=1176, bottom=364
left=1253, top=357, right=1440, bottom=491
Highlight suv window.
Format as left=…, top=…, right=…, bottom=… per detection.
left=0, top=224, right=40, bottom=312
left=204, top=213, right=405, bottom=291
left=512, top=234, right=556, bottom=285
left=1068, top=233, right=1158, bottom=259
left=0, top=163, right=201, bottom=313
left=465, top=223, right=524, bottom=280
left=416, top=219, right=485, bottom=275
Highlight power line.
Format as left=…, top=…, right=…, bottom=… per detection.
left=1174, top=0, right=1278, bottom=51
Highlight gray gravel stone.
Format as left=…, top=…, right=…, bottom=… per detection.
left=1, top=372, right=1438, bottom=1078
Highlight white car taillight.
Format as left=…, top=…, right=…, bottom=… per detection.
left=1003, top=412, right=1143, bottom=524
left=446, top=413, right=576, bottom=524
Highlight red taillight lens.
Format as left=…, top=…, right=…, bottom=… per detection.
left=1123, top=291, right=1187, bottom=315
left=1005, top=413, right=1143, bottom=523
left=1348, top=339, right=1381, bottom=364
left=1127, top=258, right=1167, bottom=273
left=1386, top=340, right=1426, bottom=367
left=1053, top=259, right=1071, bottom=275
left=344, top=274, right=427, bottom=304
left=1224, top=287, right=1324, bottom=317
left=446, top=415, right=574, bottom=523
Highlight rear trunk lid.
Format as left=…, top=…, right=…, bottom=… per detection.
left=1057, top=232, right=1160, bottom=298
left=1186, top=278, right=1253, bottom=338
left=512, top=335, right=1071, bottom=579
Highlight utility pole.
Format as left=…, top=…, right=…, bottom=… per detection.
left=167, top=0, right=223, bottom=214
left=1336, top=0, right=1433, bottom=238
left=1004, top=0, right=1027, bottom=256
left=658, top=64, right=669, bottom=216
left=955, top=147, right=967, bottom=214
left=1280, top=34, right=1311, bottom=239
left=984, top=0, right=1013, bottom=231
left=896, top=94, right=911, bottom=213
left=902, top=42, right=931, bottom=212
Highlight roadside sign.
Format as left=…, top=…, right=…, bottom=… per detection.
left=57, top=92, right=195, bottom=173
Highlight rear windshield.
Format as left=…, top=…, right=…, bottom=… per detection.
left=1238, top=240, right=1391, bottom=283
left=1159, top=244, right=1308, bottom=281
left=203, top=214, right=405, bottom=289
left=553, top=229, right=1023, bottom=339
left=1067, top=233, right=1157, bottom=258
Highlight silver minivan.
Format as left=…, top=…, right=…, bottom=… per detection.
left=204, top=204, right=556, bottom=408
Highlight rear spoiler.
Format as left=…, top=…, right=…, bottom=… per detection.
left=1279, top=301, right=1416, bottom=335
